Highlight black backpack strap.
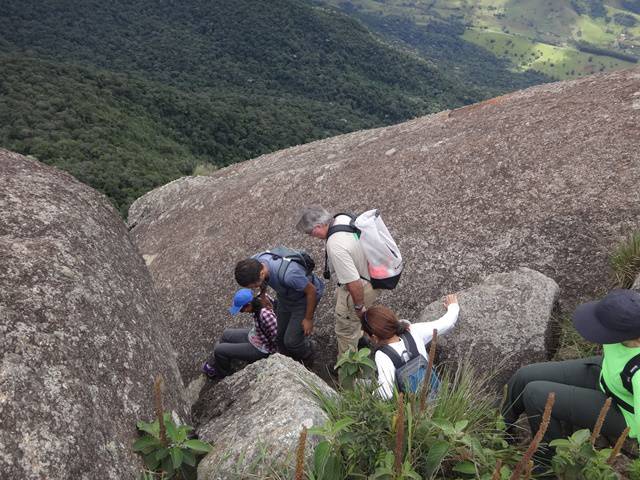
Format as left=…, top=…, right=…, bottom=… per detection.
left=621, top=353, right=640, bottom=393
left=324, top=213, right=360, bottom=280
left=276, top=257, right=291, bottom=285
left=601, top=376, right=634, bottom=413
left=378, top=345, right=405, bottom=369
left=400, top=333, right=420, bottom=360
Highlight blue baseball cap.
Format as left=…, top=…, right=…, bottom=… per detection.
left=229, top=288, right=253, bottom=315
left=572, top=289, right=640, bottom=344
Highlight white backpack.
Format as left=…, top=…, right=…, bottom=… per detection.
left=324, top=209, right=403, bottom=289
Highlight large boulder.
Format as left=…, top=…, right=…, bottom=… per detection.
left=419, top=267, right=559, bottom=389
left=194, top=354, right=334, bottom=479
left=128, top=68, right=640, bottom=384
left=0, top=150, right=188, bottom=480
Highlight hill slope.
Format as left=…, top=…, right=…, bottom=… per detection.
left=0, top=0, right=484, bottom=214
left=318, top=0, right=640, bottom=80
left=128, top=67, right=640, bottom=381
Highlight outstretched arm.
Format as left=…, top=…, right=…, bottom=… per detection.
left=410, top=294, right=459, bottom=345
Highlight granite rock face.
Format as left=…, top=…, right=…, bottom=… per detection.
left=194, top=354, right=334, bottom=479
left=129, top=68, right=640, bottom=383
left=419, top=267, right=559, bottom=389
left=0, top=150, right=188, bottom=480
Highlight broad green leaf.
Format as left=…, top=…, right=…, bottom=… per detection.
left=549, top=439, right=571, bottom=448
left=166, top=419, right=178, bottom=441
left=170, top=446, right=183, bottom=469
left=161, top=455, right=175, bottom=478
left=424, top=440, right=449, bottom=475
left=143, top=452, right=160, bottom=470
left=360, top=358, right=376, bottom=369
left=182, top=449, right=197, bottom=467
left=454, top=420, right=469, bottom=432
left=452, top=460, right=476, bottom=474
left=570, top=428, right=591, bottom=445
left=431, top=418, right=455, bottom=436
left=324, top=453, right=344, bottom=480
left=137, top=420, right=160, bottom=438
left=313, top=441, right=331, bottom=476
left=176, top=425, right=191, bottom=443
left=154, top=447, right=170, bottom=461
left=133, top=435, right=162, bottom=452
left=184, top=439, right=213, bottom=453
left=332, top=418, right=355, bottom=432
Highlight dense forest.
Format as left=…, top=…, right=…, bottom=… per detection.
left=331, top=10, right=551, bottom=96
left=0, top=0, right=539, bottom=214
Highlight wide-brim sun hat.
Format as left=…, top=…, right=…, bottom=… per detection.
left=572, top=289, right=640, bottom=344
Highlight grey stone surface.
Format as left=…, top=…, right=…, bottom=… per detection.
left=194, top=354, right=334, bottom=479
left=632, top=274, right=640, bottom=292
left=0, top=150, right=188, bottom=480
left=129, top=68, right=640, bottom=383
left=419, top=267, right=559, bottom=389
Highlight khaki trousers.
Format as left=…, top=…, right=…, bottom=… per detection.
left=334, top=282, right=377, bottom=357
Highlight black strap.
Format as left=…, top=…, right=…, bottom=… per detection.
left=378, top=333, right=418, bottom=369
left=379, top=345, right=404, bottom=369
left=621, top=352, right=640, bottom=393
left=324, top=213, right=359, bottom=280
left=400, top=333, right=419, bottom=358
left=600, top=376, right=635, bottom=414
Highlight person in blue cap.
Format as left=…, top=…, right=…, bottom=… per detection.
left=201, top=288, right=278, bottom=379
left=502, top=289, right=640, bottom=464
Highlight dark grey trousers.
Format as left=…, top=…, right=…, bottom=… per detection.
left=275, top=295, right=312, bottom=360
left=210, top=328, right=268, bottom=377
left=503, top=356, right=627, bottom=454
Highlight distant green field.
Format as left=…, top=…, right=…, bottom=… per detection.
left=463, top=28, right=635, bottom=79
left=322, top=0, right=640, bottom=80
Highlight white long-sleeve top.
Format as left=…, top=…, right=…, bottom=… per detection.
left=374, top=303, right=460, bottom=400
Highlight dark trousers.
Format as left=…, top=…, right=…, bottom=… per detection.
left=503, top=357, right=627, bottom=457
left=276, top=295, right=312, bottom=360
left=210, top=328, right=268, bottom=377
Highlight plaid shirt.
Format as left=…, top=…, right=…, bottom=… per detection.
left=248, top=306, right=278, bottom=354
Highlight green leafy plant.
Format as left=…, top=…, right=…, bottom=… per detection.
left=335, top=347, right=377, bottom=389
left=629, top=457, right=640, bottom=480
left=610, top=231, right=640, bottom=288
left=133, top=413, right=212, bottom=480
left=550, top=429, right=617, bottom=480
left=134, top=375, right=212, bottom=480
left=309, top=361, right=524, bottom=479
left=369, top=450, right=421, bottom=479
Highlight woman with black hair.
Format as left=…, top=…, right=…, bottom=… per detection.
left=202, top=289, right=278, bottom=379
left=362, top=294, right=459, bottom=399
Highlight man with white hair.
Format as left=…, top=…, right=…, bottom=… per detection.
left=296, top=206, right=377, bottom=358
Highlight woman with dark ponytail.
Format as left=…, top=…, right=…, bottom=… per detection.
left=362, top=294, right=459, bottom=399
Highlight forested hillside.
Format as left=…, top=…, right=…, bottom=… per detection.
left=0, top=0, right=486, bottom=214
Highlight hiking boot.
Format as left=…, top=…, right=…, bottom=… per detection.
left=201, top=362, right=219, bottom=380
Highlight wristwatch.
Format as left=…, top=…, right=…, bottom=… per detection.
left=354, top=304, right=365, bottom=311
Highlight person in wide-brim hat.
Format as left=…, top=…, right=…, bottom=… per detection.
left=502, top=289, right=640, bottom=471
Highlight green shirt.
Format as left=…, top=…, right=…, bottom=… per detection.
left=600, top=342, right=640, bottom=440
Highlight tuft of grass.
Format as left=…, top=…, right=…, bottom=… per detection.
left=610, top=232, right=640, bottom=289
left=310, top=361, right=521, bottom=478
left=192, top=163, right=219, bottom=176
left=553, top=314, right=601, bottom=361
